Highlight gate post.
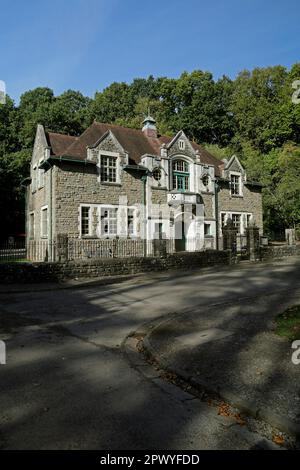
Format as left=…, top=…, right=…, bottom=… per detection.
left=222, top=218, right=237, bottom=262
left=56, top=234, right=68, bottom=262
left=246, top=223, right=260, bottom=261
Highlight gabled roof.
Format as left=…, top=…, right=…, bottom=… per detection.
left=45, top=121, right=222, bottom=174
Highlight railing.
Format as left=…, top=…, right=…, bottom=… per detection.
left=0, top=236, right=223, bottom=263
left=0, top=238, right=177, bottom=262
left=0, top=241, right=26, bottom=262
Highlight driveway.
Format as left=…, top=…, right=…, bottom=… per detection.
left=1, top=258, right=300, bottom=449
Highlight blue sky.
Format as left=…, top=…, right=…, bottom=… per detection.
left=0, top=0, right=299, bottom=102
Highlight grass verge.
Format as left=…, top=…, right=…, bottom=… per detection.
left=275, top=305, right=300, bottom=341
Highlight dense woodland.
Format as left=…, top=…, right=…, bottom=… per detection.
left=1, top=64, right=300, bottom=240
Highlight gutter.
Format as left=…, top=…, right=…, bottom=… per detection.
left=39, top=156, right=96, bottom=169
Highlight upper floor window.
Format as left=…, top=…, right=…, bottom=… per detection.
left=38, top=161, right=45, bottom=189
left=100, top=155, right=117, bottom=183
left=152, top=168, right=162, bottom=182
left=230, top=174, right=241, bottom=196
left=32, top=166, right=37, bottom=193
left=172, top=160, right=189, bottom=192
left=202, top=174, right=210, bottom=187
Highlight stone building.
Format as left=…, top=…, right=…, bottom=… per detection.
left=26, top=117, right=263, bottom=257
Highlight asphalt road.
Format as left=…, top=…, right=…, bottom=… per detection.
left=1, top=258, right=300, bottom=449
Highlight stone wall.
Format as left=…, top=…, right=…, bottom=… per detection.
left=260, top=244, right=300, bottom=261
left=0, top=250, right=231, bottom=284
left=218, top=182, right=263, bottom=231
left=55, top=163, right=143, bottom=238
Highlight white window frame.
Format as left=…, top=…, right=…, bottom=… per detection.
left=99, top=205, right=118, bottom=237
left=98, top=151, right=120, bottom=184
left=127, top=207, right=137, bottom=238
left=38, top=159, right=45, bottom=189
left=230, top=172, right=242, bottom=197
left=179, top=139, right=185, bottom=150
left=220, top=211, right=253, bottom=235
left=40, top=206, right=48, bottom=238
left=29, top=211, right=35, bottom=239
left=80, top=205, right=92, bottom=238
left=32, top=165, right=37, bottom=193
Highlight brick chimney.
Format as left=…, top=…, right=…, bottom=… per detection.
left=142, top=114, right=157, bottom=139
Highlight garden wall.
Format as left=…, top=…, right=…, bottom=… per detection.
left=0, top=250, right=231, bottom=284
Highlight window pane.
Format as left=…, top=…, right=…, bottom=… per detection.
left=101, top=156, right=117, bottom=182
left=81, top=207, right=90, bottom=236
left=41, top=209, right=48, bottom=237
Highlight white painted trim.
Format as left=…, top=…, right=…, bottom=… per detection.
left=220, top=211, right=253, bottom=235
left=98, top=151, right=121, bottom=185
left=29, top=211, right=35, bottom=239
left=229, top=171, right=243, bottom=197
left=79, top=204, right=93, bottom=238
left=40, top=205, right=48, bottom=238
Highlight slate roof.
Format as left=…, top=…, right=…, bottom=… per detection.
left=46, top=121, right=222, bottom=174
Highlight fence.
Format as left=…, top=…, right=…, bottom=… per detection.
left=0, top=238, right=178, bottom=262
left=0, top=241, right=26, bottom=262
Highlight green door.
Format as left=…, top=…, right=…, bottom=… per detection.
left=175, top=219, right=186, bottom=252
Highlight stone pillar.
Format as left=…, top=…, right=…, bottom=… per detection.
left=153, top=239, right=167, bottom=257
left=285, top=229, right=296, bottom=246
left=222, top=218, right=237, bottom=254
left=56, top=234, right=68, bottom=262
left=246, top=224, right=260, bottom=261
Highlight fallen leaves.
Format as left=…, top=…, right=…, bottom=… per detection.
left=272, top=434, right=285, bottom=446
left=218, top=402, right=246, bottom=426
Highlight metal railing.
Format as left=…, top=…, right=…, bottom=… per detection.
left=0, top=241, right=26, bottom=262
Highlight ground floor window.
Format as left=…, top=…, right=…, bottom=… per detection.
left=127, top=208, right=135, bottom=236
left=29, top=212, right=35, bottom=239
left=204, top=223, right=211, bottom=236
left=41, top=206, right=48, bottom=238
left=81, top=206, right=91, bottom=236
left=232, top=214, right=241, bottom=233
left=220, top=212, right=253, bottom=235
left=101, top=208, right=118, bottom=235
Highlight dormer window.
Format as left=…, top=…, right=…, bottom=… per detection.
left=100, top=155, right=117, bottom=183
left=179, top=139, right=185, bottom=150
left=230, top=174, right=241, bottom=196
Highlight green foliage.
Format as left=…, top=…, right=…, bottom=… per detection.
left=1, top=63, right=300, bottom=238
left=275, top=305, right=300, bottom=342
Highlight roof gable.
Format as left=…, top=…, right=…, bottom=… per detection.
left=225, top=155, right=245, bottom=174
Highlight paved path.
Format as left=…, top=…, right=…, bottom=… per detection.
left=1, top=258, right=299, bottom=449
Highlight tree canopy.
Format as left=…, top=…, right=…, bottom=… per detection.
left=0, top=64, right=300, bottom=239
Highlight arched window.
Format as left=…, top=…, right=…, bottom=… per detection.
left=172, top=160, right=189, bottom=192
